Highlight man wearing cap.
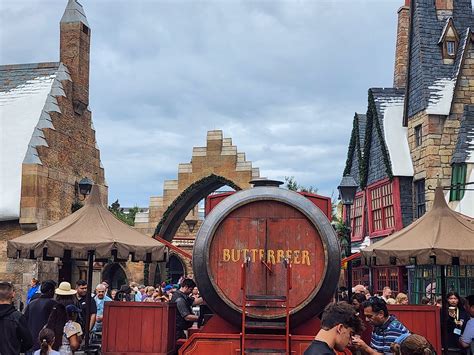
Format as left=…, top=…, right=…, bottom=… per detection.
left=24, top=280, right=57, bottom=353
left=75, top=279, right=97, bottom=331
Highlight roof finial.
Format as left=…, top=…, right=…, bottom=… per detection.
left=60, top=0, right=89, bottom=27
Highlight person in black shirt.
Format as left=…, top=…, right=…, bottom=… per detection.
left=24, top=280, right=57, bottom=353
left=304, top=302, right=363, bottom=355
left=0, top=281, right=33, bottom=355
left=171, top=279, right=203, bottom=340
left=75, top=279, right=97, bottom=331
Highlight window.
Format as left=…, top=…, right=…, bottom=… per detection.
left=450, top=163, right=467, bottom=201
left=374, top=267, right=400, bottom=294
left=415, top=179, right=426, bottom=218
left=369, top=182, right=395, bottom=233
left=446, top=41, right=456, bottom=56
left=82, top=24, right=90, bottom=35
left=351, top=194, right=364, bottom=240
left=409, top=265, right=474, bottom=304
left=414, top=125, right=422, bottom=147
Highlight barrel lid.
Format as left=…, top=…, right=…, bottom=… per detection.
left=250, top=178, right=283, bottom=187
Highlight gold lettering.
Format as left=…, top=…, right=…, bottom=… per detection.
left=302, top=250, right=310, bottom=265
left=223, top=249, right=231, bottom=262
left=250, top=249, right=258, bottom=262
left=276, top=250, right=284, bottom=263
left=221, top=248, right=311, bottom=265
left=267, top=250, right=275, bottom=264
left=231, top=249, right=241, bottom=262
left=293, top=250, right=301, bottom=264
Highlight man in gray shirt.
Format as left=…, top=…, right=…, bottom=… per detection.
left=171, top=279, right=202, bottom=339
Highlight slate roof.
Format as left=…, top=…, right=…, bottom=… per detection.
left=406, top=0, right=474, bottom=119
left=0, top=62, right=71, bottom=220
left=357, top=113, right=367, bottom=149
left=61, top=0, right=89, bottom=26
left=452, top=105, right=474, bottom=164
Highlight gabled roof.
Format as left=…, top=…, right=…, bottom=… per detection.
left=343, top=113, right=366, bottom=187
left=405, top=0, right=473, bottom=119
left=0, top=62, right=71, bottom=221
left=343, top=88, right=413, bottom=188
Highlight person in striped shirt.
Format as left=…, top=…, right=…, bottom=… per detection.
left=352, top=296, right=409, bottom=354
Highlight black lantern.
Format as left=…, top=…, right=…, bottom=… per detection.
left=78, top=177, right=93, bottom=199
left=337, top=175, right=358, bottom=300
left=337, top=176, right=358, bottom=206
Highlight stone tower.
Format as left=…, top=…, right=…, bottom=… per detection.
left=60, top=0, right=90, bottom=114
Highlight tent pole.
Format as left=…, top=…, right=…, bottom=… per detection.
left=440, top=265, right=447, bottom=355
left=84, top=250, right=94, bottom=349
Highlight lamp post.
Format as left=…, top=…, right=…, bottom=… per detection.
left=338, top=175, right=358, bottom=301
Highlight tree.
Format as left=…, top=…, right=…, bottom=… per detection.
left=108, top=199, right=140, bottom=226
left=284, top=176, right=318, bottom=194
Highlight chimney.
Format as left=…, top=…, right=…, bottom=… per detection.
left=435, top=0, right=453, bottom=20
left=393, top=0, right=410, bottom=89
left=60, top=0, right=90, bottom=114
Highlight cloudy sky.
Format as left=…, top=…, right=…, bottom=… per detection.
left=2, top=0, right=407, bottom=207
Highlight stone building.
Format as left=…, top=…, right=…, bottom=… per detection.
left=342, top=0, right=473, bottom=298
left=134, top=130, right=260, bottom=283
left=0, top=0, right=107, bottom=299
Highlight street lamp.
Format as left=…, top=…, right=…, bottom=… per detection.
left=338, top=175, right=358, bottom=300
left=77, top=177, right=93, bottom=200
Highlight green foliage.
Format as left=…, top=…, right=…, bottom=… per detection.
left=284, top=176, right=318, bottom=194
left=71, top=201, right=83, bottom=213
left=333, top=217, right=350, bottom=259
left=109, top=199, right=140, bottom=226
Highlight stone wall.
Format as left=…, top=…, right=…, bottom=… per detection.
left=393, top=5, right=410, bottom=89
left=407, top=44, right=473, bottom=211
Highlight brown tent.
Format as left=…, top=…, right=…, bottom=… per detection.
left=361, top=186, right=474, bottom=266
left=7, top=186, right=166, bottom=262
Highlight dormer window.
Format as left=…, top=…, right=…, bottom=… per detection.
left=438, top=17, right=458, bottom=63
left=446, top=41, right=456, bottom=56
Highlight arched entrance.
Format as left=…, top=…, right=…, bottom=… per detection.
left=154, top=174, right=240, bottom=241
left=134, top=130, right=260, bottom=242
left=102, top=263, right=128, bottom=290
left=167, top=255, right=185, bottom=284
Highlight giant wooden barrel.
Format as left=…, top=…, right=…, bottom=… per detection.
left=193, top=182, right=341, bottom=327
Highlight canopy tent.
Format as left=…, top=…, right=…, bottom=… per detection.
left=7, top=186, right=166, bottom=261
left=361, top=186, right=474, bottom=354
left=7, top=185, right=167, bottom=349
left=361, top=186, right=474, bottom=266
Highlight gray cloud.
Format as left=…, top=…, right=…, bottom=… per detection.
left=2, top=0, right=405, bottom=206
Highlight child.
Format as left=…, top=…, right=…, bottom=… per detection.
left=59, top=304, right=83, bottom=355
left=34, top=328, right=60, bottom=355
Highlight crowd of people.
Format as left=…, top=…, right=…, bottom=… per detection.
left=2, top=277, right=474, bottom=355
left=316, top=284, right=474, bottom=355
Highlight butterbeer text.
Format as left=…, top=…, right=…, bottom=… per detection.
left=221, top=248, right=311, bottom=265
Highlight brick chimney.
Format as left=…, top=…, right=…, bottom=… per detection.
left=435, top=0, right=453, bottom=20
left=393, top=0, right=410, bottom=89
left=60, top=0, right=90, bottom=115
